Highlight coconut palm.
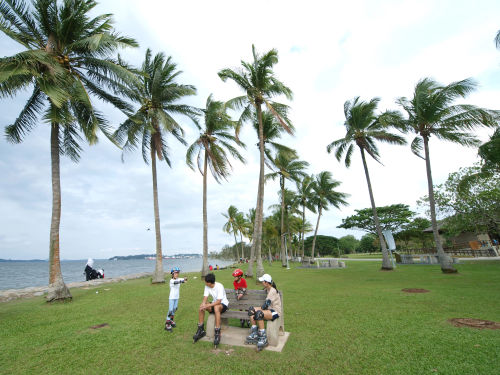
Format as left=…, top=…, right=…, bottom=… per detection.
left=295, top=175, right=316, bottom=258
left=393, top=77, right=500, bottom=273
left=0, top=0, right=137, bottom=300
left=114, top=49, right=197, bottom=283
left=222, top=205, right=240, bottom=260
left=310, top=172, right=349, bottom=259
left=218, top=45, right=293, bottom=278
left=266, top=151, right=308, bottom=266
left=326, top=97, right=406, bottom=270
left=234, top=212, right=249, bottom=261
left=187, top=95, right=244, bottom=277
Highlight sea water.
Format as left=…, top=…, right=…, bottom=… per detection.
left=0, top=257, right=234, bottom=290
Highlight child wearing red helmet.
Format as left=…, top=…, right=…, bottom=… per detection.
left=232, top=268, right=249, bottom=327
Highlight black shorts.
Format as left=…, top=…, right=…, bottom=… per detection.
left=209, top=304, right=228, bottom=314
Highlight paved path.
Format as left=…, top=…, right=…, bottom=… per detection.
left=0, top=272, right=152, bottom=303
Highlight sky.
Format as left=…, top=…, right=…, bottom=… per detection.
left=1, top=0, right=499, bottom=260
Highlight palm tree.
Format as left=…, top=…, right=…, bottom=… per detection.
left=222, top=205, right=240, bottom=260
left=310, top=172, right=349, bottom=259
left=218, top=45, right=293, bottom=278
left=187, top=95, right=244, bottom=277
left=326, top=97, right=406, bottom=270
left=266, top=151, right=308, bottom=266
left=234, top=212, right=249, bottom=261
left=0, top=0, right=137, bottom=301
left=114, top=49, right=198, bottom=283
left=295, top=175, right=316, bottom=258
left=495, top=29, right=500, bottom=49
left=393, top=77, right=499, bottom=273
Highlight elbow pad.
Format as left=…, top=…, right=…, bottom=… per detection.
left=261, top=299, right=271, bottom=310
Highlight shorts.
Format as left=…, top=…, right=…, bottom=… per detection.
left=269, top=309, right=280, bottom=321
left=209, top=303, right=228, bottom=314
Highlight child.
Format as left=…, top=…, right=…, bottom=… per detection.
left=192, top=273, right=229, bottom=348
left=232, top=268, right=249, bottom=327
left=246, top=273, right=281, bottom=351
left=165, top=267, right=187, bottom=332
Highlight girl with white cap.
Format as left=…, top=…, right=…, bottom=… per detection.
left=246, top=273, right=281, bottom=351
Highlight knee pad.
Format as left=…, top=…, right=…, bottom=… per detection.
left=254, top=310, right=265, bottom=321
left=248, top=307, right=256, bottom=317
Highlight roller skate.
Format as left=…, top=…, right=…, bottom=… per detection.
left=193, top=324, right=206, bottom=343
left=257, top=330, right=268, bottom=351
left=246, top=326, right=258, bottom=344
left=214, top=327, right=221, bottom=348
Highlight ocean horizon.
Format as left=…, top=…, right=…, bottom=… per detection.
left=0, top=257, right=234, bottom=291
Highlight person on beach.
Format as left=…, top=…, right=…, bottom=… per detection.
left=232, top=268, right=249, bottom=327
left=192, top=273, right=229, bottom=348
left=165, top=267, right=187, bottom=332
left=84, top=258, right=103, bottom=281
left=246, top=273, right=281, bottom=351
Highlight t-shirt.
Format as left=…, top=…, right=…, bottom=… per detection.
left=233, top=278, right=247, bottom=290
left=203, top=281, right=229, bottom=307
left=169, top=278, right=185, bottom=299
left=267, top=287, right=282, bottom=316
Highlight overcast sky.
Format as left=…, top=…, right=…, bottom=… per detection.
left=1, top=0, right=499, bottom=260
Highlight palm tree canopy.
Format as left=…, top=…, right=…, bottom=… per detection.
left=186, top=94, right=245, bottom=183
left=114, top=49, right=198, bottom=165
left=218, top=44, right=293, bottom=135
left=296, top=175, right=317, bottom=214
left=256, top=111, right=296, bottom=166
left=265, top=150, right=309, bottom=184
left=326, top=96, right=406, bottom=167
left=311, top=171, right=349, bottom=212
left=394, top=77, right=500, bottom=158
left=222, top=205, right=239, bottom=235
left=1, top=0, right=138, bottom=160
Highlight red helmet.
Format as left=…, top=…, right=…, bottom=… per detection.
left=232, top=268, right=244, bottom=277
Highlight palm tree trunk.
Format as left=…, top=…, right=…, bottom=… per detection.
left=239, top=232, right=244, bottom=260
left=250, top=104, right=266, bottom=278
left=151, top=146, right=165, bottom=283
left=423, top=136, right=456, bottom=273
left=201, top=151, right=209, bottom=278
left=301, top=204, right=306, bottom=258
left=280, top=177, right=287, bottom=267
left=311, top=206, right=322, bottom=259
left=46, top=122, right=71, bottom=302
left=360, top=148, right=393, bottom=271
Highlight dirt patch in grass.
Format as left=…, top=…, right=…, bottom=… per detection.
left=449, top=318, right=500, bottom=330
left=402, top=288, right=430, bottom=293
left=89, top=323, right=109, bottom=330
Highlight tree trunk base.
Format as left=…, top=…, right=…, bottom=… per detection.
left=46, top=280, right=72, bottom=302
left=151, top=271, right=165, bottom=284
left=441, top=267, right=458, bottom=274
left=380, top=267, right=394, bottom=271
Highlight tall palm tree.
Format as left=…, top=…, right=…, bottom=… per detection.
left=114, top=49, right=198, bottom=283
left=393, top=77, right=499, bottom=273
left=0, top=0, right=137, bottom=301
left=295, top=175, right=316, bottom=258
left=326, top=97, right=406, bottom=270
left=266, top=151, right=308, bottom=266
left=187, top=95, right=244, bottom=277
left=218, top=45, right=293, bottom=278
left=234, top=212, right=249, bottom=261
left=222, top=205, right=240, bottom=260
left=310, top=172, right=349, bottom=259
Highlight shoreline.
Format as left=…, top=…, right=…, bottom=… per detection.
left=0, top=272, right=153, bottom=303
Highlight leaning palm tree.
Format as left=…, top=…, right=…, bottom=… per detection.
left=310, top=172, right=349, bottom=259
left=295, top=175, right=316, bottom=258
left=114, top=49, right=198, bottom=283
left=218, top=45, right=293, bottom=278
left=266, top=151, right=308, bottom=266
left=187, top=95, right=245, bottom=278
left=0, top=0, right=137, bottom=301
left=222, top=205, right=240, bottom=260
left=327, top=97, right=406, bottom=270
left=393, top=77, right=500, bottom=273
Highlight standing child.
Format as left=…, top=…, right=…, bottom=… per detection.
left=165, top=267, right=187, bottom=332
left=232, top=268, right=249, bottom=327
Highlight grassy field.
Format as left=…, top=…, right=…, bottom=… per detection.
left=1, top=261, right=499, bottom=375
left=340, top=253, right=383, bottom=259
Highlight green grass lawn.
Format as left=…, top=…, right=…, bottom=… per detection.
left=341, top=253, right=383, bottom=259
left=1, top=261, right=499, bottom=375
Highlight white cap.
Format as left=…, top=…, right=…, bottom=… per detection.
left=258, top=274, right=272, bottom=283
left=87, top=258, right=94, bottom=267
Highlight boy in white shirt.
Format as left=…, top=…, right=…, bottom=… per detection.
left=165, top=267, right=187, bottom=332
left=192, top=273, right=229, bottom=347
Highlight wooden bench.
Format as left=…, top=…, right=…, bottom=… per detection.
left=206, top=288, right=285, bottom=347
